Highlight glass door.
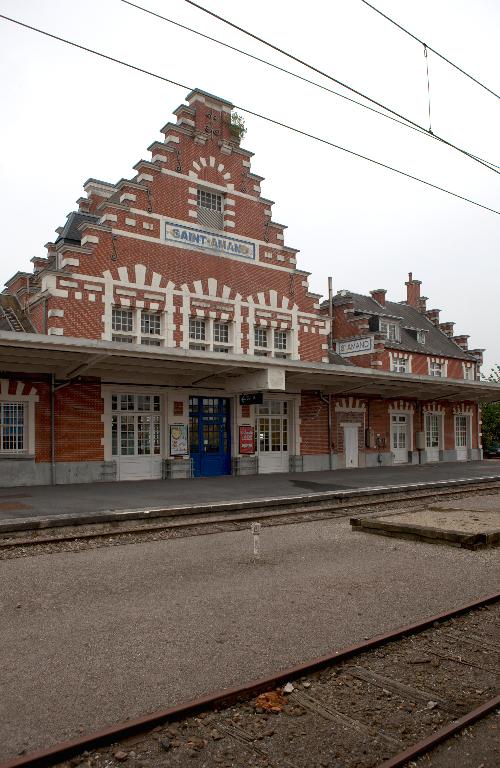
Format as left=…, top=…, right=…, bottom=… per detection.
left=189, top=397, right=231, bottom=477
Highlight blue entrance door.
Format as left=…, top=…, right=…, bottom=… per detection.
left=189, top=397, right=231, bottom=477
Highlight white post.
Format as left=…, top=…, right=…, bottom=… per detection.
left=251, top=521, right=261, bottom=559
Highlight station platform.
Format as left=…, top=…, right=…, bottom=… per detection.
left=1, top=460, right=499, bottom=523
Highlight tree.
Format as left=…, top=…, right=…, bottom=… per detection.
left=481, top=365, right=500, bottom=450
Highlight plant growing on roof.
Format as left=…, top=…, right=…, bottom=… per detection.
left=230, top=112, right=247, bottom=141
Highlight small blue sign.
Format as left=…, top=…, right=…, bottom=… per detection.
left=164, top=222, right=256, bottom=260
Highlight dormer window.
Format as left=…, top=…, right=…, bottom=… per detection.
left=417, top=330, right=426, bottom=344
left=197, top=189, right=223, bottom=230
left=380, top=320, right=400, bottom=341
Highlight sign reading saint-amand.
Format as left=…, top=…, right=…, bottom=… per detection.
left=337, top=337, right=374, bottom=357
left=164, top=221, right=256, bottom=260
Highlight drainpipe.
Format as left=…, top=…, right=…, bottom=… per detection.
left=328, top=276, right=334, bottom=352
left=51, top=373, right=56, bottom=485
left=320, top=392, right=333, bottom=470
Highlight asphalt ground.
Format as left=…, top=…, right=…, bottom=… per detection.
left=0, top=514, right=498, bottom=761
left=1, top=460, right=500, bottom=521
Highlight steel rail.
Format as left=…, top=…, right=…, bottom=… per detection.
left=1, top=591, right=498, bottom=768
left=378, top=694, right=500, bottom=768
left=2, top=478, right=500, bottom=549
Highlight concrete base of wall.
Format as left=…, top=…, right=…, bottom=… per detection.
left=364, top=451, right=393, bottom=468
left=0, top=459, right=110, bottom=487
left=233, top=456, right=258, bottom=475
left=299, top=454, right=331, bottom=472
left=163, top=458, right=192, bottom=479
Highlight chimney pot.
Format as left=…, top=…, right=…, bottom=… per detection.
left=370, top=288, right=387, bottom=306
left=425, top=308, right=441, bottom=325
left=439, top=321, right=455, bottom=337
left=405, top=272, right=422, bottom=308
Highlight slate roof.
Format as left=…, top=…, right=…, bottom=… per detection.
left=0, top=294, right=35, bottom=333
left=55, top=212, right=99, bottom=245
left=330, top=292, right=475, bottom=361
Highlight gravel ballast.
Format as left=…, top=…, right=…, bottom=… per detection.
left=0, top=515, right=498, bottom=761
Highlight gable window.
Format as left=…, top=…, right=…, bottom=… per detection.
left=197, top=189, right=223, bottom=230
left=430, top=361, right=444, bottom=377
left=380, top=320, right=400, bottom=341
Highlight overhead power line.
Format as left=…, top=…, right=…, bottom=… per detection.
left=360, top=0, right=500, bottom=101
left=121, top=0, right=498, bottom=171
left=182, top=0, right=499, bottom=175
left=0, top=12, right=499, bottom=218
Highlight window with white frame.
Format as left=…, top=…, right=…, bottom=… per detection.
left=463, top=365, right=475, bottom=380
left=430, top=361, right=444, bottom=377
left=141, top=311, right=160, bottom=336
left=392, top=357, right=409, bottom=373
left=112, top=307, right=133, bottom=337
left=274, top=330, right=287, bottom=351
left=380, top=320, right=400, bottom=341
left=213, top=322, right=229, bottom=344
left=254, top=326, right=290, bottom=358
left=417, top=330, right=426, bottom=344
left=197, top=189, right=223, bottom=230
left=0, top=402, right=25, bottom=453
left=189, top=318, right=206, bottom=341
left=254, top=327, right=268, bottom=349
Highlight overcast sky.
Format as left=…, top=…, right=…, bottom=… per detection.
left=0, top=0, right=498, bottom=372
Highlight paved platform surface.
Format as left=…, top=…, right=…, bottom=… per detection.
left=1, top=461, right=500, bottom=521
left=0, top=515, right=498, bottom=761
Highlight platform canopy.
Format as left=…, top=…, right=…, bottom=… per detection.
left=0, top=331, right=499, bottom=403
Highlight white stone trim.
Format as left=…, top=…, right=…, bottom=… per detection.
left=119, top=193, right=136, bottom=203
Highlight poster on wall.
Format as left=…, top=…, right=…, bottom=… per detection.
left=239, top=425, right=255, bottom=454
left=170, top=424, right=188, bottom=456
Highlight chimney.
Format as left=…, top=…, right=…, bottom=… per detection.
left=425, top=308, right=441, bottom=325
left=439, top=321, right=455, bottom=337
left=418, top=295, right=428, bottom=314
left=405, top=272, right=422, bottom=308
left=469, top=348, right=484, bottom=366
left=452, top=334, right=469, bottom=351
left=370, top=288, right=387, bottom=306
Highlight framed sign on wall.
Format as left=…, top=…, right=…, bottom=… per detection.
left=239, top=425, right=255, bottom=454
left=170, top=424, right=188, bottom=456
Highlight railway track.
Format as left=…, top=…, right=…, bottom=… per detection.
left=1, top=477, right=499, bottom=557
left=2, top=593, right=498, bottom=768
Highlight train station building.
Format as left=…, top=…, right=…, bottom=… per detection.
left=1, top=88, right=499, bottom=486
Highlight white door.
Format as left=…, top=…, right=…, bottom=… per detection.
left=391, top=414, right=409, bottom=464
left=256, top=400, right=289, bottom=473
left=343, top=424, right=359, bottom=468
left=111, top=393, right=163, bottom=480
left=455, top=415, right=469, bottom=461
left=425, top=413, right=441, bottom=463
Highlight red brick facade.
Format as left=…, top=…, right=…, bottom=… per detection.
left=0, top=89, right=486, bottom=484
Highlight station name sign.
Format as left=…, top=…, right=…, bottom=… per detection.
left=336, top=337, right=374, bottom=357
left=164, top=222, right=256, bottom=260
